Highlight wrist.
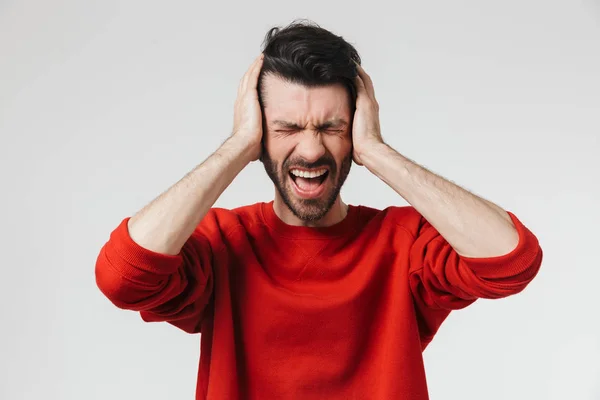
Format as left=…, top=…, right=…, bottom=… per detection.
left=358, top=141, right=391, bottom=168
left=223, top=134, right=261, bottom=162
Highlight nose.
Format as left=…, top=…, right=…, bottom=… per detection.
left=295, top=131, right=326, bottom=164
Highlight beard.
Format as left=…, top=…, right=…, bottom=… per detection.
left=261, top=150, right=352, bottom=222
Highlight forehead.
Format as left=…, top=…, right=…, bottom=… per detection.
left=261, top=74, right=350, bottom=125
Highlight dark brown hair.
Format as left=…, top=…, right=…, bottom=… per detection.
left=258, top=19, right=361, bottom=110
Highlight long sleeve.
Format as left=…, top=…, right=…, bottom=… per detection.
left=407, top=211, right=543, bottom=347
left=95, top=217, right=214, bottom=334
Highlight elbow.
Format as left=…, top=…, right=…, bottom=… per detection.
left=513, top=243, right=543, bottom=288
left=95, top=256, right=134, bottom=309
left=481, top=244, right=544, bottom=298
left=95, top=248, right=180, bottom=312
left=523, top=243, right=543, bottom=286
left=94, top=247, right=157, bottom=310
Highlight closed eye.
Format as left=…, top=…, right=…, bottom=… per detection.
left=273, top=129, right=299, bottom=137
left=320, top=129, right=346, bottom=135
left=273, top=128, right=345, bottom=136
left=274, top=129, right=299, bottom=134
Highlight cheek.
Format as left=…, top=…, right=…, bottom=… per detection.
left=325, top=134, right=353, bottom=160
left=264, top=135, right=294, bottom=164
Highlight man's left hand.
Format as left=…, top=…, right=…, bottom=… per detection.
left=352, top=63, right=384, bottom=165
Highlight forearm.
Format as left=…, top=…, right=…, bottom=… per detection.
left=360, top=143, right=519, bottom=258
left=128, top=136, right=256, bottom=255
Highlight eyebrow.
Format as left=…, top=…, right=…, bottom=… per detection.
left=271, top=118, right=349, bottom=130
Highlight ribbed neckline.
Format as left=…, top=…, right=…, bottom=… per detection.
left=260, top=201, right=360, bottom=239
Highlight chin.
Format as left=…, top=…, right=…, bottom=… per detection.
left=289, top=198, right=332, bottom=222
left=283, top=180, right=339, bottom=222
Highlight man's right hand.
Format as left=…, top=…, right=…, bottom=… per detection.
left=126, top=54, right=266, bottom=255
left=231, top=53, right=265, bottom=161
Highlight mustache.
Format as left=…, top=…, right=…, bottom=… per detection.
left=283, top=157, right=336, bottom=171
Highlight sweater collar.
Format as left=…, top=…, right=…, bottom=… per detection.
left=260, top=201, right=360, bottom=239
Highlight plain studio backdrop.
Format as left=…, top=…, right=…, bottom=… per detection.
left=1, top=0, right=599, bottom=399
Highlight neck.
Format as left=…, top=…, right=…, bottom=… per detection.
left=272, top=195, right=348, bottom=228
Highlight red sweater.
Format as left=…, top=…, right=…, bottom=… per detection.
left=95, top=201, right=542, bottom=399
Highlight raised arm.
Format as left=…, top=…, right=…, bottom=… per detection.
left=95, top=54, right=265, bottom=333
left=127, top=54, right=265, bottom=255
left=350, top=63, right=542, bottom=347
left=352, top=62, right=532, bottom=259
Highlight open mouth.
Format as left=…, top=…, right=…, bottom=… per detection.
left=288, top=168, right=330, bottom=197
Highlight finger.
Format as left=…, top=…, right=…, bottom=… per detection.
left=238, top=55, right=260, bottom=95
left=354, top=74, right=368, bottom=100
left=248, top=53, right=265, bottom=90
left=238, top=62, right=253, bottom=96
left=355, top=63, right=376, bottom=99
left=240, top=54, right=264, bottom=95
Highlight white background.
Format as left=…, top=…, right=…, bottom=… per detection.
left=1, top=0, right=599, bottom=399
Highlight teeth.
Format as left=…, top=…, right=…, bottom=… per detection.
left=290, top=168, right=327, bottom=179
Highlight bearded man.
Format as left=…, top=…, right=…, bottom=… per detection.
left=95, top=21, right=543, bottom=400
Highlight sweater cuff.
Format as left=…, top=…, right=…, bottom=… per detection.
left=109, top=217, right=183, bottom=277
left=459, top=212, right=542, bottom=279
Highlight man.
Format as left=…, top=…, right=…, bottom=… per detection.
left=96, top=21, right=543, bottom=400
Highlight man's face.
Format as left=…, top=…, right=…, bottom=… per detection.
left=260, top=74, right=353, bottom=222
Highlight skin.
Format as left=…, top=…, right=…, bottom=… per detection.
left=351, top=63, right=519, bottom=257
left=260, top=75, right=353, bottom=226
left=128, top=53, right=519, bottom=259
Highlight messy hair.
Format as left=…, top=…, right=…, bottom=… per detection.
left=258, top=20, right=361, bottom=110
